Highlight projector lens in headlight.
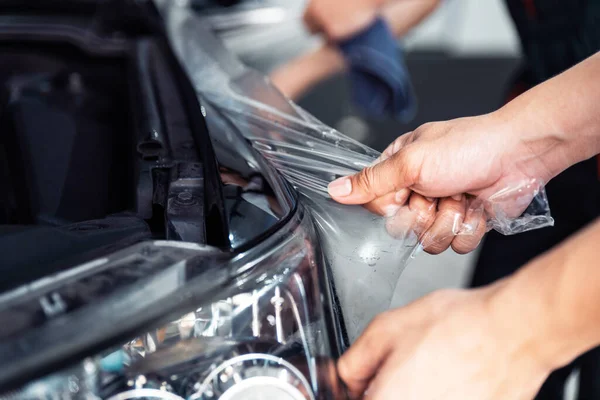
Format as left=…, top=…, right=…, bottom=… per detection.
left=2, top=208, right=346, bottom=400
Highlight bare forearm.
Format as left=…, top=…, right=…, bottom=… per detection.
left=492, top=218, right=600, bottom=371
left=269, top=46, right=344, bottom=100
left=497, top=52, right=600, bottom=179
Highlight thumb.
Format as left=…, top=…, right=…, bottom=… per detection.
left=337, top=313, right=398, bottom=398
left=328, top=150, right=416, bottom=205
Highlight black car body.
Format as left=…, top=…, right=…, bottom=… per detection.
left=0, top=1, right=352, bottom=398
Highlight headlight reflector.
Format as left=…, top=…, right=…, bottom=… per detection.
left=2, top=208, right=345, bottom=400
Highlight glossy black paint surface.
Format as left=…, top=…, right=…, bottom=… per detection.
left=0, top=2, right=343, bottom=396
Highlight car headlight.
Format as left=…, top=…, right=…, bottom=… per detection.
left=0, top=206, right=347, bottom=400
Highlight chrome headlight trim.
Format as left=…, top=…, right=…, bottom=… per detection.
left=0, top=205, right=347, bottom=399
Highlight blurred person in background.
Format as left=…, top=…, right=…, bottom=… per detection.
left=271, top=0, right=600, bottom=399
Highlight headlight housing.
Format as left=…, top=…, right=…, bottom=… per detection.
left=0, top=206, right=347, bottom=400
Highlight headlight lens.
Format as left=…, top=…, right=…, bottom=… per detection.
left=3, top=208, right=346, bottom=400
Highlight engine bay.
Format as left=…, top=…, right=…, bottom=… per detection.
left=0, top=3, right=345, bottom=399
left=0, top=1, right=290, bottom=291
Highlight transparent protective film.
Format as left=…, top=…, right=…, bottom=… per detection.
left=161, top=3, right=553, bottom=339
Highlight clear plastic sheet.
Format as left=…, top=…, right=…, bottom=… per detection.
left=161, top=3, right=553, bottom=339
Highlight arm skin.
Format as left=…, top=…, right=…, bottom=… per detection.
left=270, top=0, right=441, bottom=100
left=494, top=51, right=600, bottom=183
left=495, top=217, right=600, bottom=373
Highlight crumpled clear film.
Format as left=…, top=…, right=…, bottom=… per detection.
left=161, top=3, right=553, bottom=340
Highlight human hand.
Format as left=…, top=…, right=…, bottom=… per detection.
left=303, top=0, right=385, bottom=41
left=269, top=0, right=380, bottom=100
left=328, top=111, right=558, bottom=253
left=338, top=286, right=553, bottom=400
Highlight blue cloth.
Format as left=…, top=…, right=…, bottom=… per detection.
left=338, top=17, right=417, bottom=121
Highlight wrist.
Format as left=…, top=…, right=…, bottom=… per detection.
left=484, top=275, right=558, bottom=376
left=491, top=102, right=577, bottom=183
left=493, top=54, right=600, bottom=179
left=487, top=253, right=591, bottom=373
left=310, top=46, right=346, bottom=77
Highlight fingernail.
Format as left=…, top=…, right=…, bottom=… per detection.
left=452, top=194, right=463, bottom=201
left=383, top=204, right=401, bottom=217
left=328, top=177, right=352, bottom=197
left=395, top=190, right=408, bottom=204
left=425, top=197, right=435, bottom=202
